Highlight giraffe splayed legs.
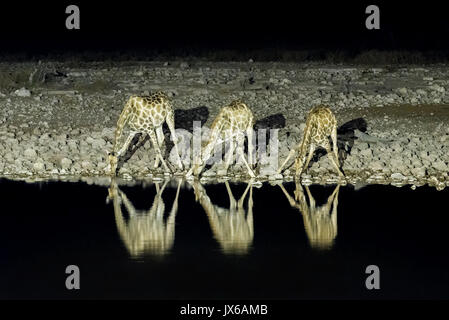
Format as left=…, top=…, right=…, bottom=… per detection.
left=107, top=92, right=183, bottom=176
left=278, top=105, right=344, bottom=179
left=186, top=100, right=256, bottom=178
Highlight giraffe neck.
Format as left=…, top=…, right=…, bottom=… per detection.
left=195, top=115, right=225, bottom=171
left=113, top=98, right=133, bottom=153
left=297, top=122, right=312, bottom=164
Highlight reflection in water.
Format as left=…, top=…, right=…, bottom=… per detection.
left=107, top=179, right=181, bottom=257
left=191, top=181, right=254, bottom=255
left=279, top=183, right=340, bottom=250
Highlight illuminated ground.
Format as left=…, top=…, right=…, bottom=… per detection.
left=0, top=60, right=448, bottom=188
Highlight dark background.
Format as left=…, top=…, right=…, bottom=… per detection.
left=1, top=180, right=449, bottom=299
left=0, top=1, right=448, bottom=58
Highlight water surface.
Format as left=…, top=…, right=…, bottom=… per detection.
left=1, top=179, right=448, bottom=299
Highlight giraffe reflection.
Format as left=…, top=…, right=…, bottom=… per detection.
left=107, top=179, right=181, bottom=257
left=191, top=181, right=254, bottom=255
left=279, top=183, right=340, bottom=250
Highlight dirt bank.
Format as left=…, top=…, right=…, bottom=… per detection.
left=0, top=60, right=448, bottom=189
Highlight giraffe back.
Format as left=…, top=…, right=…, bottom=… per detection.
left=303, top=105, right=337, bottom=147
left=126, top=91, right=173, bottom=131
left=210, top=100, right=253, bottom=134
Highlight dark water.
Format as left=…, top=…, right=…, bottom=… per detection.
left=1, top=178, right=448, bottom=300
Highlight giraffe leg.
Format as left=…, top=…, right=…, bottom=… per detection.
left=278, top=147, right=296, bottom=174
left=108, top=131, right=137, bottom=174
left=305, top=185, right=315, bottom=209
left=331, top=185, right=340, bottom=231
left=247, top=185, right=254, bottom=238
left=331, top=127, right=345, bottom=177
left=331, top=126, right=340, bottom=167
left=149, top=129, right=171, bottom=173
left=225, top=181, right=237, bottom=210
left=278, top=183, right=298, bottom=207
left=224, top=136, right=236, bottom=173
left=246, top=127, right=254, bottom=169
left=117, top=132, right=138, bottom=157
left=166, top=111, right=184, bottom=171
left=297, top=144, right=315, bottom=178
left=237, top=133, right=256, bottom=178
left=237, top=182, right=252, bottom=208
left=153, top=126, right=165, bottom=169
left=325, top=141, right=344, bottom=177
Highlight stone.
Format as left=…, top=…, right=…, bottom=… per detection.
left=24, top=148, right=37, bottom=159
left=360, top=148, right=372, bottom=157
left=180, top=62, right=190, bottom=69
left=391, top=172, right=406, bottom=180
left=411, top=167, right=426, bottom=178
left=81, top=160, right=93, bottom=170
left=14, top=87, right=31, bottom=97
left=60, top=157, right=72, bottom=169
left=371, top=161, right=384, bottom=171
left=33, top=162, right=45, bottom=172
left=397, top=87, right=408, bottom=96
left=432, top=161, right=447, bottom=171
left=268, top=173, right=284, bottom=180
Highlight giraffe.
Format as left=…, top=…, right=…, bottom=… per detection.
left=107, top=178, right=182, bottom=257
left=107, top=91, right=183, bottom=175
left=278, top=105, right=344, bottom=178
left=278, top=183, right=340, bottom=250
left=190, top=180, right=254, bottom=255
left=186, top=100, right=255, bottom=178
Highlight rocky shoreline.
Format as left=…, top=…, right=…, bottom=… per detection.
left=0, top=60, right=448, bottom=189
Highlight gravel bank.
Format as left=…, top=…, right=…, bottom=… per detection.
left=0, top=60, right=448, bottom=189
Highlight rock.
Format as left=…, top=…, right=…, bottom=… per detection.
left=180, top=62, right=190, bottom=69
left=432, top=161, right=447, bottom=171
left=391, top=172, right=406, bottom=180
left=397, top=87, right=407, bottom=96
left=416, top=89, right=427, bottom=96
left=411, top=167, right=426, bottom=178
left=92, top=138, right=106, bottom=149
left=81, top=160, right=93, bottom=170
left=360, top=148, right=372, bottom=157
left=259, top=165, right=277, bottom=176
left=24, top=148, right=37, bottom=159
left=33, top=162, right=45, bottom=172
left=204, top=169, right=218, bottom=177
left=268, top=173, right=284, bottom=180
left=429, top=84, right=445, bottom=93
left=60, top=158, right=72, bottom=169
left=86, top=137, right=94, bottom=144
left=371, top=161, right=384, bottom=171
left=14, top=87, right=31, bottom=97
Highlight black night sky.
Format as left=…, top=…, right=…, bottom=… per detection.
left=0, top=1, right=448, bottom=57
